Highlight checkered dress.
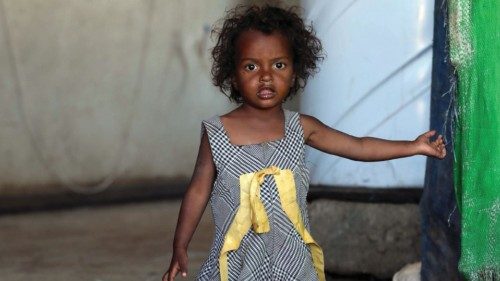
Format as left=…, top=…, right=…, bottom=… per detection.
left=196, top=109, right=320, bottom=281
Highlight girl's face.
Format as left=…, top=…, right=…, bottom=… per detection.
left=233, top=29, right=295, bottom=109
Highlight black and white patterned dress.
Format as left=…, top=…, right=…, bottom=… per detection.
left=196, top=109, right=323, bottom=281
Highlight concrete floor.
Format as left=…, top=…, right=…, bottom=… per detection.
left=0, top=200, right=365, bottom=281
left=0, top=200, right=213, bottom=281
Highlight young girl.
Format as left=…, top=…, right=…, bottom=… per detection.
left=164, top=5, right=446, bottom=281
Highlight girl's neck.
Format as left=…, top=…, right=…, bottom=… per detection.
left=237, top=104, right=284, bottom=120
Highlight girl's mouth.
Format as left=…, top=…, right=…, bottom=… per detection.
left=257, top=87, right=276, bottom=99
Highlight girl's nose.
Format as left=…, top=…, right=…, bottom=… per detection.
left=259, top=70, right=272, bottom=82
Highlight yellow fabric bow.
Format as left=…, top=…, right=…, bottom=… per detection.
left=219, top=166, right=325, bottom=281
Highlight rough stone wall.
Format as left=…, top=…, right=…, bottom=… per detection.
left=309, top=199, right=420, bottom=278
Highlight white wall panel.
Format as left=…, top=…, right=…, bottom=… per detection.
left=300, top=0, right=434, bottom=187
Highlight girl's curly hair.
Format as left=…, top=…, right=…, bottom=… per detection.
left=211, top=5, right=324, bottom=103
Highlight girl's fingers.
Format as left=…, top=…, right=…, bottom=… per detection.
left=167, top=264, right=181, bottom=281
left=423, top=132, right=446, bottom=159
left=167, top=268, right=177, bottom=281
left=423, top=130, right=436, bottom=138
left=438, top=144, right=446, bottom=158
left=426, top=141, right=446, bottom=159
left=432, top=136, right=444, bottom=146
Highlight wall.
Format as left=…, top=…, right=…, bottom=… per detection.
left=0, top=0, right=301, bottom=197
left=300, top=0, right=434, bottom=188
left=0, top=0, right=237, bottom=195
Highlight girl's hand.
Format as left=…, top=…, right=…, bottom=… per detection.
left=163, top=248, right=188, bottom=281
left=413, top=130, right=447, bottom=159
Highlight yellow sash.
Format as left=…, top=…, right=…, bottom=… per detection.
left=219, top=166, right=325, bottom=281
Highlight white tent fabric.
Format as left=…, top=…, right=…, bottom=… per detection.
left=300, top=0, right=434, bottom=188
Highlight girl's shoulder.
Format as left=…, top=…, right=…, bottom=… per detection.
left=292, top=112, right=330, bottom=142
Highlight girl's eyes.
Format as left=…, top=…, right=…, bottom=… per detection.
left=243, top=62, right=286, bottom=71
left=244, top=64, right=257, bottom=71
left=274, top=62, right=286, bottom=69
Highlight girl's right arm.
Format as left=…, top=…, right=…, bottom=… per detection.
left=163, top=131, right=216, bottom=281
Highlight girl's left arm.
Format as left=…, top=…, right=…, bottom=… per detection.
left=300, top=114, right=446, bottom=161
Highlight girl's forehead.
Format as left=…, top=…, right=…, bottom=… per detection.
left=235, top=29, right=292, bottom=59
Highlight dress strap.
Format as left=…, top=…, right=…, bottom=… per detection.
left=283, top=109, right=305, bottom=142
left=201, top=117, right=240, bottom=171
